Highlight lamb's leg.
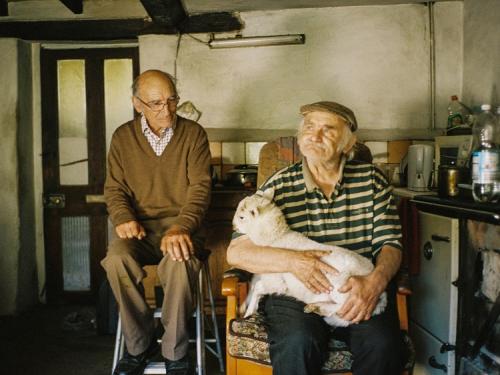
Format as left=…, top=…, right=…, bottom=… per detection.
left=243, top=292, right=261, bottom=317
left=304, top=301, right=338, bottom=317
left=372, top=292, right=388, bottom=316
left=243, top=275, right=288, bottom=317
left=306, top=292, right=387, bottom=318
left=305, top=302, right=351, bottom=327
left=243, top=281, right=263, bottom=317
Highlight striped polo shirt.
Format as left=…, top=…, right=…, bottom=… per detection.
left=255, top=158, right=402, bottom=260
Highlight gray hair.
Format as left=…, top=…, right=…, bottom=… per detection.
left=339, top=130, right=356, bottom=161
left=296, top=119, right=356, bottom=161
left=131, top=70, right=177, bottom=96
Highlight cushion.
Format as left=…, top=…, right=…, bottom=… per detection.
left=227, top=313, right=415, bottom=374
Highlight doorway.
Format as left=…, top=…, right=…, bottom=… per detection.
left=40, top=47, right=139, bottom=304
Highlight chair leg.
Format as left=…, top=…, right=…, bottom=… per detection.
left=196, top=267, right=206, bottom=375
left=203, top=261, right=225, bottom=373
left=112, top=315, right=122, bottom=374
left=111, top=262, right=223, bottom=375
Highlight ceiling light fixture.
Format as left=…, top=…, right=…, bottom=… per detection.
left=208, top=34, right=305, bottom=49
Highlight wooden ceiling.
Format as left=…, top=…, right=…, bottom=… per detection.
left=0, top=0, right=242, bottom=40
left=0, top=0, right=458, bottom=41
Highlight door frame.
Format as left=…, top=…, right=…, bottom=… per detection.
left=40, top=47, right=139, bottom=304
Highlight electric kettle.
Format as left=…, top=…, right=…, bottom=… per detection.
left=405, top=144, right=434, bottom=191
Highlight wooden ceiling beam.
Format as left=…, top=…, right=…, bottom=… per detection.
left=139, top=0, right=187, bottom=28
left=0, top=0, right=8, bottom=17
left=60, top=0, right=83, bottom=14
left=0, top=19, right=173, bottom=40
left=179, top=12, right=241, bottom=34
left=0, top=13, right=242, bottom=41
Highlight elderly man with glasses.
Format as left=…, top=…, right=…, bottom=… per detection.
left=102, top=69, right=211, bottom=375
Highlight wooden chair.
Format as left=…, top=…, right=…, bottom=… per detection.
left=221, top=137, right=415, bottom=375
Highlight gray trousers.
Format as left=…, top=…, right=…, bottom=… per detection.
left=101, top=218, right=202, bottom=360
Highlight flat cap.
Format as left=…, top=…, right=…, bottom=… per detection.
left=300, top=101, right=358, bottom=131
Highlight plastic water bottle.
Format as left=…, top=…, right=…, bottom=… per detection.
left=496, top=107, right=500, bottom=197
left=447, top=95, right=472, bottom=131
left=471, top=104, right=500, bottom=203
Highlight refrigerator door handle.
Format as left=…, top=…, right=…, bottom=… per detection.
left=440, top=342, right=456, bottom=353
left=431, top=234, right=450, bottom=242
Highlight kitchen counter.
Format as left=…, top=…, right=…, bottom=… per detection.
left=392, top=186, right=436, bottom=199
left=411, top=194, right=500, bottom=225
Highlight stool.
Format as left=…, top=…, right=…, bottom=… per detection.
left=111, top=250, right=225, bottom=375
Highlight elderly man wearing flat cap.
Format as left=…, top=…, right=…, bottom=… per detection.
left=227, top=101, right=406, bottom=375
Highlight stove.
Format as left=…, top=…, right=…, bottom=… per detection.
left=411, top=195, right=500, bottom=375
left=412, top=194, right=500, bottom=224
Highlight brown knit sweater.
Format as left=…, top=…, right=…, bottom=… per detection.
left=104, top=116, right=212, bottom=234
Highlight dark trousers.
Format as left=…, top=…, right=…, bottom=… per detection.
left=262, top=282, right=406, bottom=375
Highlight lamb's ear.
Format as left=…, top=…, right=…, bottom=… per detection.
left=250, top=207, right=259, bottom=217
left=235, top=199, right=244, bottom=213
left=260, top=188, right=275, bottom=202
left=236, top=200, right=245, bottom=211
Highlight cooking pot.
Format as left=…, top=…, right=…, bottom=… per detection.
left=438, top=165, right=468, bottom=198
left=225, top=165, right=258, bottom=187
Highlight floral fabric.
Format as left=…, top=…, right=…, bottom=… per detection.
left=227, top=314, right=415, bottom=374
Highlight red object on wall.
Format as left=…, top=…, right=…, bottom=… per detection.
left=398, top=197, right=421, bottom=275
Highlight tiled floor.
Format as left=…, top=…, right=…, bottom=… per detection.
left=0, top=304, right=225, bottom=375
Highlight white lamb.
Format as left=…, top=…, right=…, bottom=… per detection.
left=233, top=193, right=387, bottom=327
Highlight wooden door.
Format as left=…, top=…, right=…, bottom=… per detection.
left=41, top=47, right=139, bottom=304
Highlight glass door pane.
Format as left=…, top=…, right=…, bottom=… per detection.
left=61, top=216, right=91, bottom=291
left=57, top=59, right=88, bottom=186
left=104, top=58, right=134, bottom=151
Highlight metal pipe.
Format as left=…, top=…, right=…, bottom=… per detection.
left=428, top=2, right=436, bottom=130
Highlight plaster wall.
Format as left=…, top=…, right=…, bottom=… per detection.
left=462, top=0, right=500, bottom=108
left=16, top=40, right=39, bottom=312
left=140, top=3, right=462, bottom=137
left=434, top=1, right=463, bottom=126
left=0, top=39, right=20, bottom=315
left=139, top=35, right=179, bottom=74
left=31, top=44, right=45, bottom=301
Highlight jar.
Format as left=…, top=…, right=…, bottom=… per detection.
left=438, top=165, right=462, bottom=198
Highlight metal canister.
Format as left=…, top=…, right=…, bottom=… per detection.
left=438, top=165, right=461, bottom=197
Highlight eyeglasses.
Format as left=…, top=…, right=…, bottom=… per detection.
left=136, top=95, right=180, bottom=112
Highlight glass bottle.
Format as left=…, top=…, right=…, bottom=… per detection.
left=447, top=95, right=472, bottom=132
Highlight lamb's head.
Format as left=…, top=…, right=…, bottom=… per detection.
left=233, top=193, right=288, bottom=245
left=233, top=195, right=269, bottom=234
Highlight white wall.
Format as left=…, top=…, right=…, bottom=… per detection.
left=434, top=1, right=464, bottom=127
left=32, top=43, right=46, bottom=302
left=17, top=40, right=39, bottom=312
left=0, top=39, right=21, bottom=315
left=140, top=3, right=462, bottom=138
left=0, top=39, right=39, bottom=315
left=462, top=0, right=500, bottom=108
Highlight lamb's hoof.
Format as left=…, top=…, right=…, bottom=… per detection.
left=304, top=304, right=319, bottom=314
